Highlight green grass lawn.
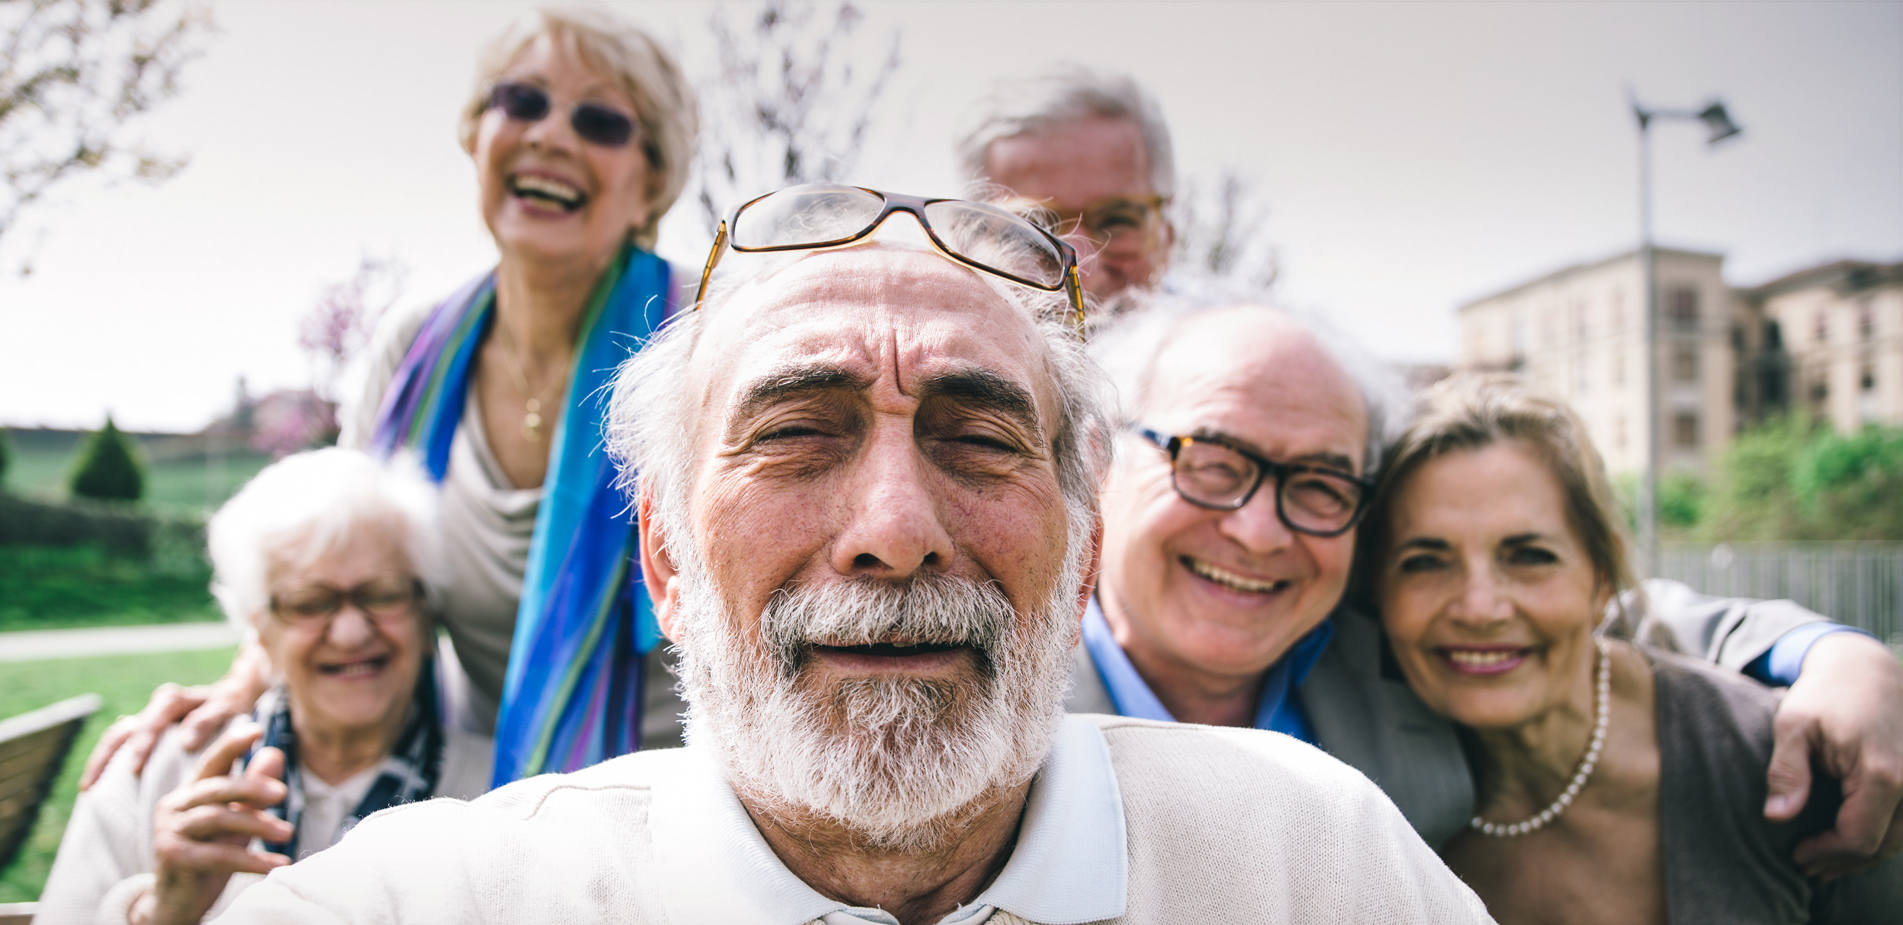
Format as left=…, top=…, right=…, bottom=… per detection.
left=0, top=647, right=237, bottom=903
left=0, top=546, right=222, bottom=632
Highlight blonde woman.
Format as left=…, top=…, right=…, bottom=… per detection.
left=85, top=7, right=700, bottom=792
left=1362, top=373, right=1900, bottom=923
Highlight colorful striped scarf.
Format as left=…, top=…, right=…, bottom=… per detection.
left=369, top=245, right=671, bottom=785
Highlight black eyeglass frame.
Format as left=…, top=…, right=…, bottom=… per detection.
left=267, top=575, right=428, bottom=626
left=1133, top=426, right=1375, bottom=538
left=695, top=184, right=1088, bottom=337
left=484, top=81, right=643, bottom=150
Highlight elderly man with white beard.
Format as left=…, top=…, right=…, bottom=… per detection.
left=214, top=185, right=1491, bottom=925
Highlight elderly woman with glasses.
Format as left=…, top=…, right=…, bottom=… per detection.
left=84, top=7, right=701, bottom=790
left=1361, top=373, right=1901, bottom=923
left=38, top=449, right=493, bottom=925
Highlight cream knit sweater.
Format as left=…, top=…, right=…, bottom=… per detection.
left=217, top=715, right=1490, bottom=923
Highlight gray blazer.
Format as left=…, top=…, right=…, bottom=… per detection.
left=1065, top=579, right=1836, bottom=849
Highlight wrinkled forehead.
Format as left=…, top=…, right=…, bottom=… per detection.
left=689, top=245, right=1055, bottom=417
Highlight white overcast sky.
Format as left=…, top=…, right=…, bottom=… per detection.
left=3, top=0, right=1898, bottom=431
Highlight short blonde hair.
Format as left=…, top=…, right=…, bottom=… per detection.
left=1359, top=372, right=1648, bottom=637
left=458, top=7, right=699, bottom=251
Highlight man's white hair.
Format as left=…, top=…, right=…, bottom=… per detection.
left=954, top=65, right=1177, bottom=200
left=206, top=448, right=444, bottom=633
left=1089, top=284, right=1410, bottom=476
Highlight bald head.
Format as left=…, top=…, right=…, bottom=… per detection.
left=1140, top=306, right=1369, bottom=473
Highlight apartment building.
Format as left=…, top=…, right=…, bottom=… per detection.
left=1456, top=251, right=1903, bottom=476
left=1745, top=260, right=1903, bottom=434
left=1457, top=248, right=1736, bottom=474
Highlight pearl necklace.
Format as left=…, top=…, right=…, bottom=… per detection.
left=1470, top=635, right=1611, bottom=838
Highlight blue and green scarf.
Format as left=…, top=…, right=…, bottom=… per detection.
left=368, top=245, right=670, bottom=785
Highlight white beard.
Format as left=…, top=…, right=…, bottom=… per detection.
left=671, top=561, right=1081, bottom=852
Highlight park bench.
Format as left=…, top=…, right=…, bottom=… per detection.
left=0, top=692, right=103, bottom=923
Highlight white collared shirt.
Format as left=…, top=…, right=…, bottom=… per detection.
left=649, top=715, right=1127, bottom=924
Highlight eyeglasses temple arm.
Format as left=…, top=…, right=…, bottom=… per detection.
left=695, top=220, right=729, bottom=310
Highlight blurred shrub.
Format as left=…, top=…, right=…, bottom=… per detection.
left=69, top=416, right=144, bottom=502
left=0, top=492, right=155, bottom=557
left=0, top=425, right=11, bottom=489
left=1696, top=416, right=1903, bottom=542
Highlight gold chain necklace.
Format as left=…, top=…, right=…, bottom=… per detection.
left=491, top=319, right=568, bottom=443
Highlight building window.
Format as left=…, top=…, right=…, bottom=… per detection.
left=1672, top=348, right=1699, bottom=383
left=1815, top=310, right=1829, bottom=344
left=1673, top=413, right=1699, bottom=450
left=1864, top=365, right=1877, bottom=392
left=1859, top=299, right=1875, bottom=340
left=1611, top=291, right=1624, bottom=333
left=1576, top=301, right=1591, bottom=341
left=1667, top=286, right=1699, bottom=330
left=1765, top=320, right=1783, bottom=349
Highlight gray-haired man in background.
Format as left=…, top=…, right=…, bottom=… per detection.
left=956, top=66, right=1177, bottom=307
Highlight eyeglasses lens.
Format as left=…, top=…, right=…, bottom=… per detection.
left=923, top=200, right=1067, bottom=289
left=731, top=185, right=885, bottom=249
left=1172, top=439, right=1363, bottom=534
left=489, top=83, right=634, bottom=148
left=571, top=103, right=635, bottom=147
left=1172, top=440, right=1258, bottom=507
left=1082, top=197, right=1162, bottom=249
left=270, top=575, right=420, bottom=623
left=490, top=83, right=550, bottom=121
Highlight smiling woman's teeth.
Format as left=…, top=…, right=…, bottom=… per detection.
left=1185, top=558, right=1284, bottom=594
left=510, top=175, right=584, bottom=208
left=1446, top=650, right=1523, bottom=667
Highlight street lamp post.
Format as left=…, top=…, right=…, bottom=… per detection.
left=1631, top=95, right=1742, bottom=577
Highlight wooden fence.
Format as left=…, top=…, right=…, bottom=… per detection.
left=1658, top=543, right=1903, bottom=643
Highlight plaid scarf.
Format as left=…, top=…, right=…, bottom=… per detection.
left=258, top=659, right=444, bottom=858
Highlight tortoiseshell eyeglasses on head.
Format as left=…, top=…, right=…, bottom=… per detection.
left=694, top=184, right=1088, bottom=337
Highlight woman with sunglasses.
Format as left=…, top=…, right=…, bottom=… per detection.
left=39, top=449, right=493, bottom=925
left=79, top=7, right=700, bottom=793
left=1360, top=374, right=1899, bottom=923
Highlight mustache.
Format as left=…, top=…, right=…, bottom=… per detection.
left=758, top=575, right=1017, bottom=678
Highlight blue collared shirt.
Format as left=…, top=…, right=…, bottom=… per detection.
left=1081, top=597, right=1334, bottom=742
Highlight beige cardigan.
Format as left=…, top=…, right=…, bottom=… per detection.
left=216, top=715, right=1491, bottom=924
left=34, top=718, right=492, bottom=925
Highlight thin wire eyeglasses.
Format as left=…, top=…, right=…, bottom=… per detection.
left=1133, top=426, right=1374, bottom=538
left=694, top=184, right=1087, bottom=337
left=268, top=574, right=425, bottom=627
left=1010, top=193, right=1169, bottom=253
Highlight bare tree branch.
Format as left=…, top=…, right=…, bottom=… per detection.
left=1172, top=168, right=1281, bottom=292
left=0, top=0, right=212, bottom=262
left=689, top=0, right=901, bottom=234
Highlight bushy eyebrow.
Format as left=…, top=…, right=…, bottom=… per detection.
left=731, top=364, right=871, bottom=422
left=917, top=368, right=1044, bottom=441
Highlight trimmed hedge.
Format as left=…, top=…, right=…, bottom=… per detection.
left=69, top=418, right=145, bottom=502
left=0, top=494, right=202, bottom=560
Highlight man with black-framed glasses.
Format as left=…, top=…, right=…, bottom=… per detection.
left=1078, top=296, right=1903, bottom=873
